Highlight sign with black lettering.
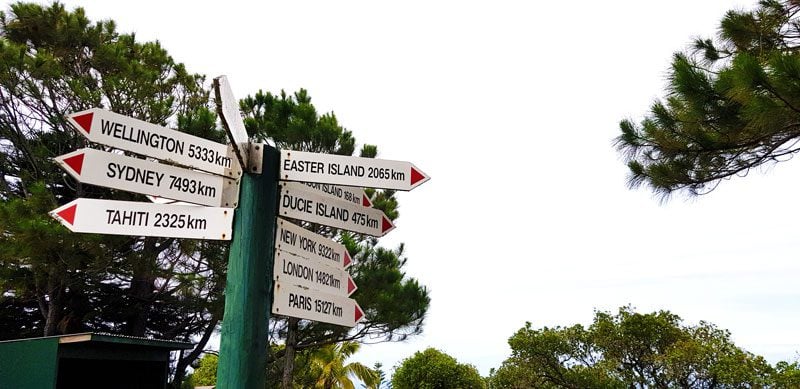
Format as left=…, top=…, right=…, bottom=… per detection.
left=49, top=198, right=233, bottom=240
left=275, top=218, right=352, bottom=268
left=272, top=281, right=364, bottom=327
left=65, top=108, right=242, bottom=178
left=213, top=76, right=250, bottom=170
left=299, top=182, right=373, bottom=208
left=278, top=182, right=394, bottom=237
left=274, top=249, right=357, bottom=297
left=280, top=149, right=430, bottom=191
left=55, top=149, right=240, bottom=207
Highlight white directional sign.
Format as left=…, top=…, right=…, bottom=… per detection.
left=54, top=149, right=240, bottom=207
left=275, top=218, right=352, bottom=268
left=274, top=249, right=357, bottom=297
left=299, top=182, right=372, bottom=208
left=272, top=281, right=364, bottom=327
left=65, top=108, right=242, bottom=178
left=280, top=149, right=430, bottom=191
left=278, top=182, right=394, bottom=237
left=49, top=198, right=233, bottom=240
left=213, top=76, right=250, bottom=170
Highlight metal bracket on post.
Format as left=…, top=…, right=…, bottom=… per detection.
left=221, top=177, right=241, bottom=208
left=226, top=144, right=244, bottom=179
left=248, top=142, right=265, bottom=175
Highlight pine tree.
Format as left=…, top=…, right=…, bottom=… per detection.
left=0, top=4, right=429, bottom=388
left=616, top=0, right=800, bottom=197
left=0, top=3, right=226, bottom=387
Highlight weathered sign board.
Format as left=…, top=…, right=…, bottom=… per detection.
left=54, top=148, right=240, bottom=207
left=50, top=198, right=233, bottom=240
left=299, top=182, right=372, bottom=208
left=280, top=149, right=429, bottom=191
left=278, top=182, right=394, bottom=237
left=213, top=76, right=250, bottom=170
left=272, top=281, right=364, bottom=327
left=65, top=108, right=242, bottom=177
left=275, top=218, right=352, bottom=268
left=273, top=249, right=357, bottom=297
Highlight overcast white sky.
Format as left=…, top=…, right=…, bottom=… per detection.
left=13, top=0, right=800, bottom=377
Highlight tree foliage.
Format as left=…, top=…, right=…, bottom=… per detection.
left=488, top=306, right=800, bottom=388
left=0, top=3, right=429, bottom=388
left=307, top=341, right=379, bottom=389
left=616, top=0, right=800, bottom=197
left=270, top=343, right=383, bottom=388
left=392, top=348, right=485, bottom=389
left=182, top=353, right=218, bottom=389
left=364, top=362, right=390, bottom=389
left=0, top=3, right=226, bottom=387
left=271, top=342, right=378, bottom=388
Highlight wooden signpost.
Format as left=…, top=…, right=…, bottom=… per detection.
left=50, top=76, right=431, bottom=389
left=217, top=145, right=276, bottom=388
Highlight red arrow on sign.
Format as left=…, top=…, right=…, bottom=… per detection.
left=61, top=152, right=85, bottom=175
left=410, top=167, right=426, bottom=186
left=56, top=203, right=77, bottom=225
left=382, top=216, right=394, bottom=234
left=355, top=303, right=364, bottom=323
left=347, top=276, right=358, bottom=296
left=70, top=112, right=94, bottom=134
left=343, top=251, right=352, bottom=268
left=362, top=195, right=372, bottom=207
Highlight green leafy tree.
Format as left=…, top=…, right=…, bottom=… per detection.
left=182, top=353, right=218, bottom=388
left=773, top=361, right=800, bottom=387
left=488, top=306, right=782, bottom=388
left=616, top=0, right=800, bottom=197
left=306, top=341, right=379, bottom=389
left=392, top=348, right=485, bottom=389
left=0, top=3, right=226, bottom=387
left=241, top=90, right=430, bottom=387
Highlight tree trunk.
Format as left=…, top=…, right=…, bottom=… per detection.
left=43, top=281, right=64, bottom=336
left=281, top=318, right=299, bottom=389
left=125, top=238, right=161, bottom=337
left=170, top=317, right=220, bottom=389
left=126, top=274, right=154, bottom=337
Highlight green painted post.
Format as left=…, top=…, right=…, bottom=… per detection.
left=217, top=144, right=279, bottom=388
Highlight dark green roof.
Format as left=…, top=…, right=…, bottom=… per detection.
left=0, top=332, right=193, bottom=350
